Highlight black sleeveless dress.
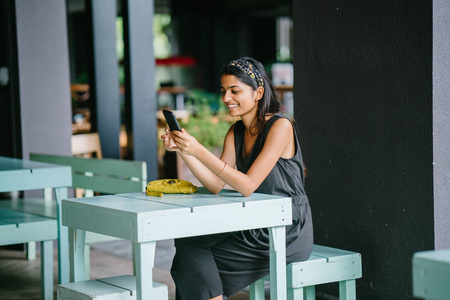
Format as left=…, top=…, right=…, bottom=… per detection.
left=170, top=114, right=314, bottom=299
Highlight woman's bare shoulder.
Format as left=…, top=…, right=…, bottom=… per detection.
left=270, top=116, right=293, bottom=132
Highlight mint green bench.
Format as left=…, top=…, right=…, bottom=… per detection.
left=413, top=249, right=450, bottom=300
left=249, top=245, right=362, bottom=300
left=0, top=208, right=57, bottom=300
left=0, top=155, right=72, bottom=289
left=57, top=275, right=168, bottom=300
left=0, top=153, right=147, bottom=280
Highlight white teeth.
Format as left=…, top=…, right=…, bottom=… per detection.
left=228, top=104, right=238, bottom=108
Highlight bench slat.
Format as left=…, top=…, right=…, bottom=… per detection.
left=0, top=198, right=57, bottom=219
left=30, top=153, right=147, bottom=179
left=72, top=173, right=145, bottom=194
left=311, top=244, right=359, bottom=262
left=0, top=208, right=57, bottom=245
left=57, top=275, right=168, bottom=299
left=0, top=165, right=71, bottom=191
left=57, top=280, right=131, bottom=299
left=0, top=208, right=52, bottom=223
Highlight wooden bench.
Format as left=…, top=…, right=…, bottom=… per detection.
left=249, top=245, right=362, bottom=300
left=0, top=208, right=57, bottom=300
left=0, top=153, right=147, bottom=280
left=57, top=275, right=168, bottom=300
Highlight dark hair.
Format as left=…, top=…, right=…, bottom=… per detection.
left=222, top=57, right=281, bottom=135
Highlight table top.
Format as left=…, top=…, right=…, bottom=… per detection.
left=0, top=156, right=72, bottom=192
left=62, top=188, right=292, bottom=242
left=413, top=249, right=450, bottom=299
left=414, top=249, right=450, bottom=265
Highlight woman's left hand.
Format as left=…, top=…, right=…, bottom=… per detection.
left=171, top=128, right=202, bottom=157
left=161, top=128, right=178, bottom=151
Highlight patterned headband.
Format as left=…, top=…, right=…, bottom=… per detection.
left=229, top=59, right=264, bottom=87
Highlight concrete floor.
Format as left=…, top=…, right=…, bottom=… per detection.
left=0, top=240, right=257, bottom=300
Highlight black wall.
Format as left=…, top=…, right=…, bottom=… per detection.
left=0, top=1, right=21, bottom=158
left=293, top=1, right=433, bottom=299
left=171, top=0, right=284, bottom=92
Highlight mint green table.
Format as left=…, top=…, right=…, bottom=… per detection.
left=413, top=249, right=450, bottom=300
left=0, top=156, right=72, bottom=297
left=62, top=188, right=292, bottom=300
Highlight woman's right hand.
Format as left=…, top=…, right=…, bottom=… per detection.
left=170, top=128, right=203, bottom=157
left=161, top=128, right=178, bottom=151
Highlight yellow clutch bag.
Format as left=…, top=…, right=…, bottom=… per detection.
left=146, top=179, right=198, bottom=196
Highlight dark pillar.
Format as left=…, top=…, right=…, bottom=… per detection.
left=0, top=0, right=21, bottom=158
left=122, top=0, right=158, bottom=180
left=90, top=0, right=121, bottom=159
left=293, top=1, right=433, bottom=298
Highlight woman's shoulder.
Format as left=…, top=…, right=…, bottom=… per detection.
left=266, top=113, right=293, bottom=130
left=269, top=118, right=293, bottom=137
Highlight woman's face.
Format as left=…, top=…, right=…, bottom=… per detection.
left=220, top=74, right=261, bottom=118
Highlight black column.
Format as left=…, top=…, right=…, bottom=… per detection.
left=122, top=0, right=158, bottom=180
left=293, top=0, right=433, bottom=298
left=0, top=0, right=21, bottom=158
left=90, top=0, right=121, bottom=159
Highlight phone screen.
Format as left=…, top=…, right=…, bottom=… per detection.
left=162, top=109, right=181, bottom=131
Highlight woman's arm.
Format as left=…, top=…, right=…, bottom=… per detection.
left=177, top=154, right=224, bottom=193
left=170, top=118, right=294, bottom=197
left=162, top=125, right=237, bottom=193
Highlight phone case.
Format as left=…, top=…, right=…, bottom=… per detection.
left=162, top=109, right=181, bottom=131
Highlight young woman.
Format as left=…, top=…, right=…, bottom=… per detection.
left=161, top=57, right=313, bottom=300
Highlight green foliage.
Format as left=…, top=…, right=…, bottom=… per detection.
left=115, top=15, right=172, bottom=85
left=153, top=14, right=172, bottom=58
left=76, top=72, right=88, bottom=83
left=185, top=89, right=222, bottom=113
left=181, top=90, right=235, bottom=150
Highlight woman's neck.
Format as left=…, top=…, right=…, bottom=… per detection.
left=241, top=115, right=258, bottom=135
left=242, top=113, right=275, bottom=134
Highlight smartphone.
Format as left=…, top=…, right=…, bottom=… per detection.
left=162, top=109, right=181, bottom=131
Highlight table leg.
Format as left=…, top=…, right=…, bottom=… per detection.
left=55, top=186, right=69, bottom=284
left=40, top=239, right=53, bottom=300
left=249, top=279, right=265, bottom=300
left=69, top=227, right=86, bottom=282
left=133, top=241, right=156, bottom=300
left=269, top=226, right=287, bottom=300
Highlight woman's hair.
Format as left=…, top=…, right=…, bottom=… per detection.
left=222, top=57, right=281, bottom=135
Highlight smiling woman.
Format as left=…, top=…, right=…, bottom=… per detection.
left=159, top=57, right=313, bottom=300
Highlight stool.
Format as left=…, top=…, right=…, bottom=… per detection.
left=249, top=245, right=362, bottom=300
left=57, top=275, right=168, bottom=300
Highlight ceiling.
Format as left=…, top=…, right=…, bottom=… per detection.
left=67, top=0, right=291, bottom=16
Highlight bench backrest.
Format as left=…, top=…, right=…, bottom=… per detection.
left=30, top=153, right=147, bottom=194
